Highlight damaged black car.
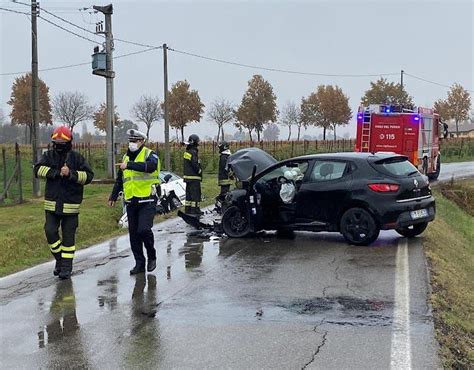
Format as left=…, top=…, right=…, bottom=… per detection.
left=221, top=148, right=436, bottom=246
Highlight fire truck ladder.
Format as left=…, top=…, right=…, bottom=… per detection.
left=361, top=111, right=372, bottom=152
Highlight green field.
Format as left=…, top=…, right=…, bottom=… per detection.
left=424, top=180, right=474, bottom=368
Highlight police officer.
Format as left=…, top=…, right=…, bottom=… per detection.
left=34, top=126, right=94, bottom=279
left=183, top=134, right=202, bottom=217
left=109, top=129, right=160, bottom=275
left=217, top=141, right=233, bottom=201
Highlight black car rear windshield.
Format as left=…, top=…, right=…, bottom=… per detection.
left=370, top=157, right=419, bottom=177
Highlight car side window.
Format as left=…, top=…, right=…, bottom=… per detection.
left=256, top=161, right=309, bottom=185
left=309, top=161, right=348, bottom=182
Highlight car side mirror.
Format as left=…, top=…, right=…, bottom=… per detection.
left=164, top=174, right=172, bottom=183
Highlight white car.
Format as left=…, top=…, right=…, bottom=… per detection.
left=159, top=171, right=186, bottom=207
left=118, top=171, right=186, bottom=228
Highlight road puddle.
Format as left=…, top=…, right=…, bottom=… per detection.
left=283, top=296, right=393, bottom=327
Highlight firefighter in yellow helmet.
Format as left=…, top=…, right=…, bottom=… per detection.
left=108, top=129, right=160, bottom=275
left=34, top=126, right=94, bottom=279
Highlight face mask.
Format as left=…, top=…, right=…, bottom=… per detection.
left=53, top=142, right=71, bottom=153
left=129, top=142, right=140, bottom=152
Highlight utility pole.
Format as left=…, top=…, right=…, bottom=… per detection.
left=93, top=4, right=115, bottom=178
left=401, top=69, right=404, bottom=90
left=163, top=43, right=170, bottom=170
left=31, top=0, right=40, bottom=197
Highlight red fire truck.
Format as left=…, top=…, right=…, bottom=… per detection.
left=355, top=105, right=446, bottom=179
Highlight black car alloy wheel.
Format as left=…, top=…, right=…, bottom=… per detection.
left=340, top=207, right=380, bottom=246
left=222, top=206, right=251, bottom=238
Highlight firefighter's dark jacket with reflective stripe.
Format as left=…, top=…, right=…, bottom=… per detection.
left=183, top=146, right=202, bottom=182
left=218, top=152, right=233, bottom=186
left=109, top=146, right=160, bottom=202
left=34, top=149, right=94, bottom=214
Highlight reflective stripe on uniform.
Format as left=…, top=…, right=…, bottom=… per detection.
left=183, top=175, right=202, bottom=181
left=77, top=171, right=87, bottom=185
left=61, top=245, right=76, bottom=252
left=49, top=240, right=61, bottom=253
left=184, top=200, right=200, bottom=207
left=63, top=203, right=80, bottom=214
left=218, top=179, right=233, bottom=185
left=183, top=152, right=192, bottom=160
left=44, top=200, right=56, bottom=211
left=38, top=165, right=51, bottom=178
left=61, top=252, right=74, bottom=259
left=63, top=203, right=80, bottom=209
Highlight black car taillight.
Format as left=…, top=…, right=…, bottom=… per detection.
left=368, top=183, right=400, bottom=193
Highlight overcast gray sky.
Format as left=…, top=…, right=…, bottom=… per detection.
left=1, top=0, right=473, bottom=141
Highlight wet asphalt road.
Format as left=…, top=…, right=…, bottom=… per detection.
left=1, top=161, right=471, bottom=369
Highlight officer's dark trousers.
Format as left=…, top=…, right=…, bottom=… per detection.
left=126, top=200, right=157, bottom=268
left=44, top=211, right=78, bottom=259
left=185, top=180, right=201, bottom=215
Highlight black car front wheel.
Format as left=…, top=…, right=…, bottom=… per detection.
left=340, top=208, right=380, bottom=246
left=395, top=222, right=428, bottom=238
left=222, top=206, right=251, bottom=238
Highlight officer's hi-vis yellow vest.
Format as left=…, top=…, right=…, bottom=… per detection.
left=122, top=147, right=160, bottom=200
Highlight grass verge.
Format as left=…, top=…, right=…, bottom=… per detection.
left=424, top=179, right=474, bottom=368
left=0, top=177, right=219, bottom=277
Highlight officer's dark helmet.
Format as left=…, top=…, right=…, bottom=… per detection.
left=218, top=141, right=229, bottom=153
left=188, top=134, right=200, bottom=146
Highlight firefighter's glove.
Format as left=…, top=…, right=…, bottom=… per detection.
left=60, top=165, right=70, bottom=177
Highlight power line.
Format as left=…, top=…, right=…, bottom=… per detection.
left=38, top=15, right=99, bottom=44
left=39, top=5, right=102, bottom=38
left=0, top=6, right=28, bottom=14
left=405, top=72, right=474, bottom=93
left=12, top=2, right=157, bottom=50
left=405, top=72, right=452, bottom=88
left=6, top=0, right=30, bottom=6
left=113, top=38, right=160, bottom=49
left=405, top=72, right=473, bottom=92
left=1, top=7, right=470, bottom=89
left=167, top=47, right=399, bottom=78
left=0, top=47, right=161, bottom=76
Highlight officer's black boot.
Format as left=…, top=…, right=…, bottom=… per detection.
left=59, top=259, right=73, bottom=280
left=52, top=252, right=61, bottom=276
left=130, top=264, right=145, bottom=275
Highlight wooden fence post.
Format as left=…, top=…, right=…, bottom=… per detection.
left=2, top=148, right=7, bottom=199
left=16, top=143, right=23, bottom=203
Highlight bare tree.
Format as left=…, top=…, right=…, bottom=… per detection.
left=131, top=95, right=162, bottom=140
left=52, top=91, right=94, bottom=132
left=279, top=101, right=301, bottom=140
left=208, top=97, right=234, bottom=142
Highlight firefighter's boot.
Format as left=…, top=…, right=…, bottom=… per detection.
left=53, top=253, right=61, bottom=276
left=59, top=259, right=73, bottom=280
